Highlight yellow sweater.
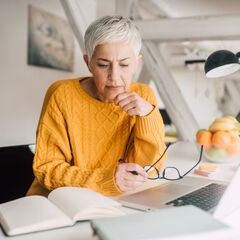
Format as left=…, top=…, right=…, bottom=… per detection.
left=27, top=77, right=166, bottom=196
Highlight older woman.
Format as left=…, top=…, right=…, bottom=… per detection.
left=27, top=15, right=166, bottom=196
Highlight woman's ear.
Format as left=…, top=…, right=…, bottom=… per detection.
left=135, top=54, right=143, bottom=71
left=83, top=54, right=91, bottom=72
left=137, top=54, right=143, bottom=65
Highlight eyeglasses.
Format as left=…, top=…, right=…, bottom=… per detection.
left=144, top=143, right=203, bottom=181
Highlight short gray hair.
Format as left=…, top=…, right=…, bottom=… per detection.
left=84, top=15, right=142, bottom=58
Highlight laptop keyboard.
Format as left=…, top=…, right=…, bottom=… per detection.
left=165, top=183, right=227, bottom=211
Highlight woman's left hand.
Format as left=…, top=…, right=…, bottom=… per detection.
left=114, top=92, right=153, bottom=117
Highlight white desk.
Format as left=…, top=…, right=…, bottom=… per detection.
left=165, top=141, right=240, bottom=182
left=1, top=141, right=240, bottom=240
left=0, top=222, right=93, bottom=240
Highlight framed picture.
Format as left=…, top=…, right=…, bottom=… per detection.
left=28, top=5, right=74, bottom=71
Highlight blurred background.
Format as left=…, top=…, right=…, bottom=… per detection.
left=1, top=0, right=240, bottom=146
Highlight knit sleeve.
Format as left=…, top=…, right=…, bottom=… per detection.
left=33, top=86, right=122, bottom=195
left=127, top=84, right=166, bottom=170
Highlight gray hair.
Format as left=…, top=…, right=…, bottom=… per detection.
left=84, top=15, right=142, bottom=58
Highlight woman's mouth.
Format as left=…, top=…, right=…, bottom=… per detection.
left=106, top=86, right=123, bottom=90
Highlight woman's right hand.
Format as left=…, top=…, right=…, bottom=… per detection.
left=115, top=162, right=148, bottom=192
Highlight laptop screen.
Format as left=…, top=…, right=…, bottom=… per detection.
left=214, top=166, right=240, bottom=223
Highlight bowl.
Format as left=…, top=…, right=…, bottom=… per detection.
left=204, top=147, right=231, bottom=163
left=196, top=143, right=240, bottom=164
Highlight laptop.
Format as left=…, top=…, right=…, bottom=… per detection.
left=118, top=142, right=240, bottom=226
left=91, top=205, right=233, bottom=240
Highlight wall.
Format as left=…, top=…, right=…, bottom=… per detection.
left=0, top=0, right=90, bottom=147
left=171, top=65, right=222, bottom=129
left=0, top=0, right=225, bottom=146
left=145, top=65, right=221, bottom=131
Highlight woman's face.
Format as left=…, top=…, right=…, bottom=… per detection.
left=84, top=41, right=141, bottom=103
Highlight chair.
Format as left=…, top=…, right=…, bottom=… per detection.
left=0, top=145, right=34, bottom=203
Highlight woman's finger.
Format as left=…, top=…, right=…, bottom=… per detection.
left=127, top=108, right=140, bottom=116
left=123, top=171, right=147, bottom=182
left=117, top=94, right=138, bottom=107
left=123, top=179, right=145, bottom=188
left=122, top=101, right=138, bottom=112
left=114, top=92, right=132, bottom=104
left=124, top=163, right=149, bottom=178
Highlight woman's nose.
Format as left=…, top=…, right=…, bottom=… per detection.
left=108, top=65, right=120, bottom=83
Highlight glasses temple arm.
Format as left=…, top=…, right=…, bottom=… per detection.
left=181, top=145, right=203, bottom=178
left=146, top=143, right=171, bottom=173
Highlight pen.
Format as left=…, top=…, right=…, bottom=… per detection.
left=130, top=170, right=138, bottom=175
left=118, top=159, right=139, bottom=175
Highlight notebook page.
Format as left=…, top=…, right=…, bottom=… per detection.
left=48, top=187, right=124, bottom=221
left=0, top=196, right=73, bottom=236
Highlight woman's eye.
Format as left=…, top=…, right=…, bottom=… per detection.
left=97, top=64, right=109, bottom=68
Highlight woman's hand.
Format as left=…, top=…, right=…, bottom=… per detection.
left=115, top=162, right=148, bottom=192
left=114, top=92, right=154, bottom=117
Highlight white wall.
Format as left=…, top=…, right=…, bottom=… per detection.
left=0, top=0, right=225, bottom=146
left=0, top=0, right=89, bottom=147
left=171, top=65, right=222, bottom=129
left=145, top=65, right=221, bottom=130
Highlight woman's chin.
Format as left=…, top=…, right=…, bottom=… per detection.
left=102, top=96, right=116, bottom=103
left=103, top=90, right=124, bottom=103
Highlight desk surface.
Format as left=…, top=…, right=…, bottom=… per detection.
left=1, top=141, right=240, bottom=240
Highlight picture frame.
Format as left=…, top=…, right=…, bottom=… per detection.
left=28, top=5, right=74, bottom=72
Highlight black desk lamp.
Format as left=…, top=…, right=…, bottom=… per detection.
left=204, top=50, right=240, bottom=78
left=204, top=50, right=240, bottom=121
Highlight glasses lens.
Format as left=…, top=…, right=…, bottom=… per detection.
left=145, top=143, right=203, bottom=181
left=163, top=167, right=181, bottom=180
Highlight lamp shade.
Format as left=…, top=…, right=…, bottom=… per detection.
left=204, top=50, right=240, bottom=78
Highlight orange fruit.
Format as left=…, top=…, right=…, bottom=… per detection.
left=226, top=136, right=240, bottom=155
left=196, top=129, right=212, bottom=150
left=212, top=131, right=232, bottom=149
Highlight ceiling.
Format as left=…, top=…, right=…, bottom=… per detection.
left=139, top=0, right=240, bottom=19
left=151, top=0, right=240, bottom=18
left=137, top=0, right=240, bottom=67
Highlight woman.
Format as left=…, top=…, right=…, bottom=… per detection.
left=27, top=15, right=166, bottom=196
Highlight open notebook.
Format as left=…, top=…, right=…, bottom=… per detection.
left=0, top=187, right=125, bottom=236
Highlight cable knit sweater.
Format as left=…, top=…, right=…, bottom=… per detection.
left=27, top=77, right=166, bottom=196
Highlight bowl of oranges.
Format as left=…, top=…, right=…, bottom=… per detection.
left=196, top=116, right=240, bottom=163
